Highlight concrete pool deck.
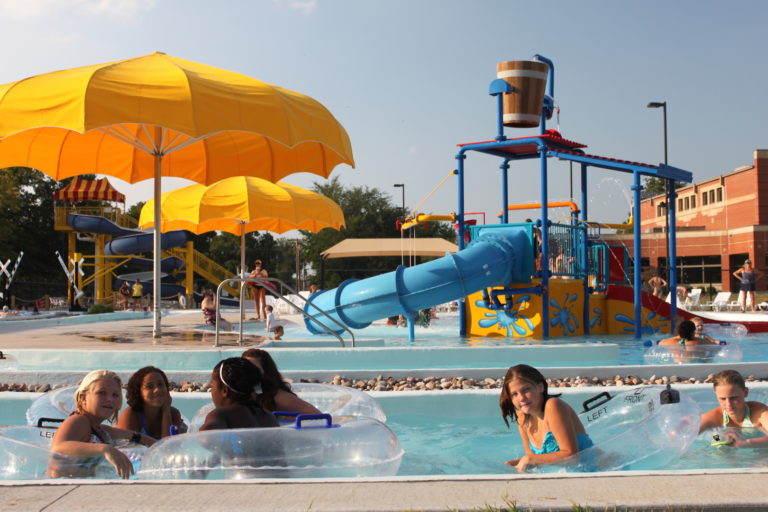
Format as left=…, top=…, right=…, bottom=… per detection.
left=2, top=311, right=768, bottom=511
left=3, top=471, right=768, bottom=511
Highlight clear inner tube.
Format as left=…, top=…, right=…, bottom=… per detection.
left=188, top=383, right=387, bottom=431
left=643, top=343, right=743, bottom=365
left=138, top=415, right=403, bottom=479
left=0, top=425, right=146, bottom=479
left=532, top=386, right=700, bottom=472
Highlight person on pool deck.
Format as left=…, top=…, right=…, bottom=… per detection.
left=647, top=272, right=667, bottom=298
left=247, top=259, right=269, bottom=321
left=690, top=317, right=719, bottom=344
left=201, top=289, right=232, bottom=331
left=241, top=348, right=320, bottom=414
left=49, top=369, right=154, bottom=479
left=118, top=281, right=131, bottom=311
left=699, top=369, right=768, bottom=447
left=131, top=279, right=144, bottom=311
left=117, top=366, right=187, bottom=440
left=200, top=358, right=279, bottom=431
left=659, top=320, right=719, bottom=346
left=733, top=259, right=762, bottom=313
left=499, top=364, right=593, bottom=472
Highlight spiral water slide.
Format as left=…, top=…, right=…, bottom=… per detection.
left=304, top=226, right=532, bottom=333
left=67, top=214, right=187, bottom=297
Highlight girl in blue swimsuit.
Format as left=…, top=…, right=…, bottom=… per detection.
left=699, top=369, right=768, bottom=447
left=117, top=366, right=187, bottom=439
left=500, top=364, right=593, bottom=472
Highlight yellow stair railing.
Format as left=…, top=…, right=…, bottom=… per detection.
left=167, top=246, right=239, bottom=297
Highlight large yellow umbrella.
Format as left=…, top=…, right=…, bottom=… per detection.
left=0, top=52, right=354, bottom=336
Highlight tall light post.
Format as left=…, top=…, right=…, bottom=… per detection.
left=393, top=183, right=405, bottom=219
left=647, top=101, right=672, bottom=306
left=647, top=102, right=668, bottom=165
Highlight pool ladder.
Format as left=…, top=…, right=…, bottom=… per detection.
left=213, top=277, right=355, bottom=348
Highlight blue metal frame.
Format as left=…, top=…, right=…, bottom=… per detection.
left=454, top=55, right=693, bottom=339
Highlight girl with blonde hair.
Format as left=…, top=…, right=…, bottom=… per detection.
left=49, top=369, right=154, bottom=479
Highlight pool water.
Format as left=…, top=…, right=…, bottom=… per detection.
left=2, top=385, right=766, bottom=477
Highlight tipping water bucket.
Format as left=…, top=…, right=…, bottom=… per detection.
left=496, top=61, right=549, bottom=128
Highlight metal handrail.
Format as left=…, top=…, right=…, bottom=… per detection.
left=213, top=277, right=355, bottom=348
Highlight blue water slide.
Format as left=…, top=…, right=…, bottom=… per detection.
left=304, top=227, right=532, bottom=334
left=67, top=214, right=189, bottom=256
left=68, top=213, right=189, bottom=297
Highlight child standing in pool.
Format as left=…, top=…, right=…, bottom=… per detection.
left=200, top=358, right=279, bottom=431
left=659, top=320, right=719, bottom=346
left=699, top=369, right=768, bottom=447
left=499, top=364, right=593, bottom=472
left=117, top=366, right=187, bottom=439
left=49, top=369, right=154, bottom=479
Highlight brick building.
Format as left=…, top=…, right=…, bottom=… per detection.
left=607, top=149, right=768, bottom=292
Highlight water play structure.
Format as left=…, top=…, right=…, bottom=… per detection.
left=54, top=180, right=241, bottom=306
left=303, top=55, right=695, bottom=340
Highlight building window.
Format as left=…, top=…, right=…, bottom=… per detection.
left=678, top=198, right=683, bottom=210
left=684, top=197, right=690, bottom=210
left=709, top=190, right=715, bottom=203
left=657, top=203, right=666, bottom=217
left=703, top=192, right=708, bottom=205
left=691, top=195, right=696, bottom=208
left=717, top=187, right=723, bottom=202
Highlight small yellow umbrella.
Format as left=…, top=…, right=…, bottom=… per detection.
left=0, top=52, right=354, bottom=336
left=139, top=176, right=345, bottom=337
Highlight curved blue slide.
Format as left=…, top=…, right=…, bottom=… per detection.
left=304, top=226, right=532, bottom=334
left=68, top=213, right=188, bottom=297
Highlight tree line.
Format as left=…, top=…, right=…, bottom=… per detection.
left=1, top=170, right=456, bottom=303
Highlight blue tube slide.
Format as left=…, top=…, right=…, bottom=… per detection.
left=68, top=213, right=189, bottom=298
left=304, top=227, right=532, bottom=334
left=67, top=214, right=189, bottom=256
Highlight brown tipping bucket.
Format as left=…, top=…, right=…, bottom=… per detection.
left=496, top=60, right=549, bottom=128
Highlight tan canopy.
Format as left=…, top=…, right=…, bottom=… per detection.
left=321, top=238, right=458, bottom=259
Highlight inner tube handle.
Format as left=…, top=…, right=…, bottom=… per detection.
left=581, top=391, right=613, bottom=413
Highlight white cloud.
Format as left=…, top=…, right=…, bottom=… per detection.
left=288, top=0, right=317, bottom=15
left=0, top=0, right=156, bottom=20
left=408, top=146, right=417, bottom=155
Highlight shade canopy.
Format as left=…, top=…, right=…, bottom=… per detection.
left=54, top=177, right=125, bottom=203
left=0, top=52, right=354, bottom=337
left=138, top=176, right=345, bottom=236
left=321, top=238, right=458, bottom=259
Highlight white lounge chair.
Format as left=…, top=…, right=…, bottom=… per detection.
left=682, top=288, right=702, bottom=310
left=703, top=291, right=732, bottom=311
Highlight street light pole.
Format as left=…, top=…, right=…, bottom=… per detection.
left=393, top=183, right=405, bottom=218
left=648, top=101, right=673, bottom=317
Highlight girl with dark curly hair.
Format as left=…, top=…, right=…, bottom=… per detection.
left=116, top=366, right=186, bottom=439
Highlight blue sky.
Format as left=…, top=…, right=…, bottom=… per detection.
left=1, top=0, right=766, bottom=227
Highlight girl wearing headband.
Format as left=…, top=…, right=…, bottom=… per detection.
left=200, top=358, right=279, bottom=431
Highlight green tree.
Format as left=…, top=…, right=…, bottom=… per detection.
left=0, top=167, right=65, bottom=296
left=301, top=177, right=456, bottom=288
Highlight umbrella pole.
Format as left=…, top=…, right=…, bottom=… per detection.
left=239, top=224, right=246, bottom=345
left=152, top=145, right=163, bottom=339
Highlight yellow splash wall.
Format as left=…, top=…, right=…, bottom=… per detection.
left=465, top=280, right=669, bottom=338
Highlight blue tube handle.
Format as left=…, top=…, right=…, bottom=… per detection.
left=295, top=413, right=336, bottom=429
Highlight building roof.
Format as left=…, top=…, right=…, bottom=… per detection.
left=54, top=177, right=126, bottom=203
left=321, top=238, right=458, bottom=259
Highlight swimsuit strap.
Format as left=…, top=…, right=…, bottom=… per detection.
left=722, top=403, right=754, bottom=427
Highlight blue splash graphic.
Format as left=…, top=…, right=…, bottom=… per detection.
left=590, top=307, right=603, bottom=328
left=550, top=293, right=579, bottom=334
left=615, top=311, right=669, bottom=334
left=476, top=295, right=535, bottom=336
